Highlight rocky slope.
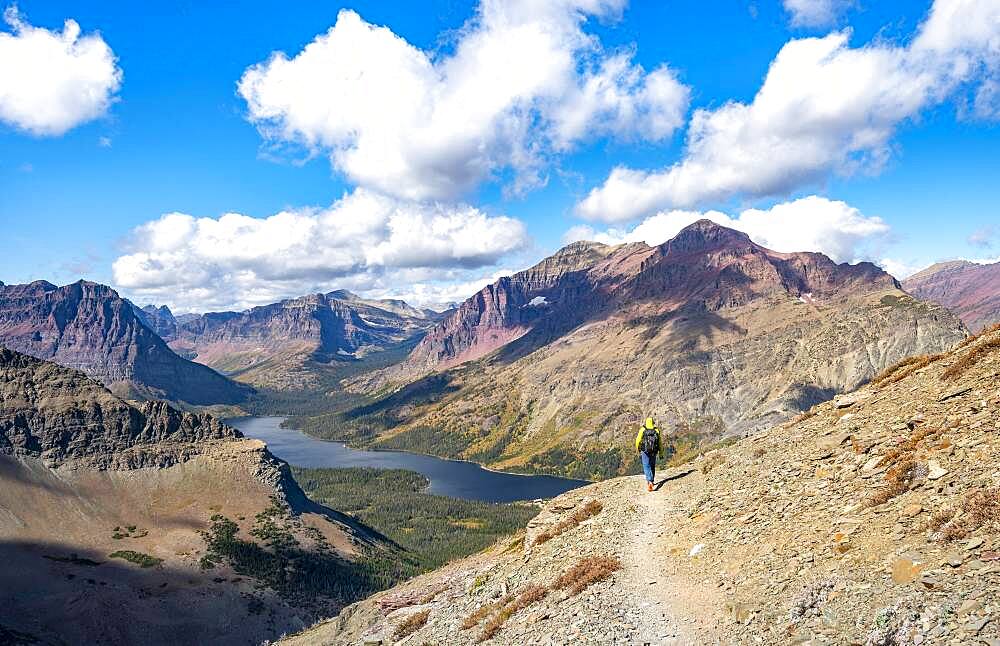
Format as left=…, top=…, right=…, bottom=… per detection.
left=904, top=260, right=1000, bottom=332
left=283, top=324, right=1000, bottom=646
left=157, top=291, right=440, bottom=390
left=0, top=280, right=250, bottom=405
left=344, top=221, right=967, bottom=479
left=0, top=348, right=395, bottom=646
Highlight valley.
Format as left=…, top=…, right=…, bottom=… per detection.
left=0, top=223, right=994, bottom=646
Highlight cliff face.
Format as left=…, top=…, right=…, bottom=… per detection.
left=0, top=348, right=393, bottom=645
left=904, top=260, right=1000, bottom=332
left=161, top=291, right=440, bottom=389
left=285, top=326, right=1000, bottom=646
left=0, top=347, right=237, bottom=468
left=345, top=221, right=967, bottom=479
left=0, top=280, right=250, bottom=405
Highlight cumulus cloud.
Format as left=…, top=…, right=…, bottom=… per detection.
left=0, top=7, right=121, bottom=136
left=112, top=189, right=529, bottom=312
left=238, top=1, right=689, bottom=201
left=577, top=0, right=1000, bottom=222
left=564, top=195, right=891, bottom=264
left=783, top=0, right=854, bottom=28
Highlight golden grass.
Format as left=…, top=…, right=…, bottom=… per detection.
left=393, top=609, right=430, bottom=641
left=461, top=594, right=512, bottom=631
left=873, top=353, right=944, bottom=387
left=868, top=459, right=917, bottom=507
left=939, top=488, right=1000, bottom=542
left=942, top=332, right=1000, bottom=381
left=464, top=554, right=620, bottom=641
left=875, top=427, right=940, bottom=470
left=532, top=500, right=603, bottom=546
left=552, top=555, right=621, bottom=596
left=477, top=585, right=548, bottom=642
left=954, top=322, right=1000, bottom=351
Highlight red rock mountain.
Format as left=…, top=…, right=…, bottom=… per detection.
left=405, top=220, right=900, bottom=373
left=350, top=220, right=967, bottom=479
left=0, top=280, right=250, bottom=405
left=903, top=260, right=1000, bottom=332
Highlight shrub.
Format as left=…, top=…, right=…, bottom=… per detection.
left=461, top=594, right=512, bottom=630
left=552, top=555, right=621, bottom=596
left=393, top=609, right=430, bottom=641
left=873, top=354, right=944, bottom=387
left=939, top=488, right=1000, bottom=542
left=868, top=460, right=917, bottom=507
left=109, top=550, right=163, bottom=568
left=478, top=586, right=548, bottom=642
left=942, top=334, right=1000, bottom=381
left=531, top=500, right=603, bottom=546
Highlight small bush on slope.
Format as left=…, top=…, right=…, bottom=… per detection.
left=393, top=609, right=430, bottom=641
left=532, top=499, right=603, bottom=546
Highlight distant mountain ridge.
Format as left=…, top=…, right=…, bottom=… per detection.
left=139, top=290, right=442, bottom=390
left=903, top=259, right=1000, bottom=332
left=343, top=220, right=967, bottom=479
left=0, top=280, right=250, bottom=405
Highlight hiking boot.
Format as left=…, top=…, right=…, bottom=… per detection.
left=647, top=482, right=653, bottom=492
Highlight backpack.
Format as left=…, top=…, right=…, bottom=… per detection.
left=641, top=427, right=660, bottom=456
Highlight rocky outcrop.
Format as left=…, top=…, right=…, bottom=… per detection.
left=284, top=326, right=1000, bottom=646
left=0, top=280, right=250, bottom=405
left=0, top=347, right=237, bottom=468
left=347, top=222, right=967, bottom=479
left=904, top=260, right=1000, bottom=332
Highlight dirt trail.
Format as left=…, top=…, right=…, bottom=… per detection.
left=623, top=471, right=726, bottom=646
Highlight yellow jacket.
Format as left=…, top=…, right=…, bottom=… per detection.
left=635, top=426, right=665, bottom=458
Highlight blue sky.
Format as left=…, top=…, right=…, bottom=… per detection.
left=1, top=0, right=998, bottom=312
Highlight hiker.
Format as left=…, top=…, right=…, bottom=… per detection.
left=635, top=417, right=665, bottom=492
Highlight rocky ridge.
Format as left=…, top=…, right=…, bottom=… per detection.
left=281, top=325, right=1000, bottom=645
left=904, top=260, right=1000, bottom=332
left=0, top=280, right=250, bottom=405
left=0, top=348, right=391, bottom=645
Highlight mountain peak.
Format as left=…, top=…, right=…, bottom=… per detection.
left=663, top=219, right=753, bottom=254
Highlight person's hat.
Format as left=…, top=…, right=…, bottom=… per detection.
left=644, top=417, right=655, bottom=429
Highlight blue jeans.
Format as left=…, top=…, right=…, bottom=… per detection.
left=640, top=452, right=656, bottom=483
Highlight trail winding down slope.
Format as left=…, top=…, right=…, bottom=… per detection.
left=283, top=325, right=1000, bottom=645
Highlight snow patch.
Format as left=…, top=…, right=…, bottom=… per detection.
left=528, top=296, right=548, bottom=307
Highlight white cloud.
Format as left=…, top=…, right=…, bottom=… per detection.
left=238, top=1, right=688, bottom=201
left=577, top=0, right=1000, bottom=222
left=112, top=189, right=529, bottom=312
left=0, top=7, right=121, bottom=136
left=877, top=257, right=927, bottom=279
left=783, top=0, right=854, bottom=28
left=565, top=195, right=891, bottom=264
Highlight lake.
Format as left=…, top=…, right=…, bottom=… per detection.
left=228, top=416, right=588, bottom=503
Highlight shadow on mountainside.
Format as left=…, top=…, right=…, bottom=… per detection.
left=0, top=539, right=314, bottom=646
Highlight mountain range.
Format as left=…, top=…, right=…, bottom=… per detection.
left=0, top=280, right=250, bottom=406
left=903, top=259, right=1000, bottom=332
left=335, top=220, right=967, bottom=479
left=0, top=347, right=394, bottom=645
left=134, top=290, right=442, bottom=391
